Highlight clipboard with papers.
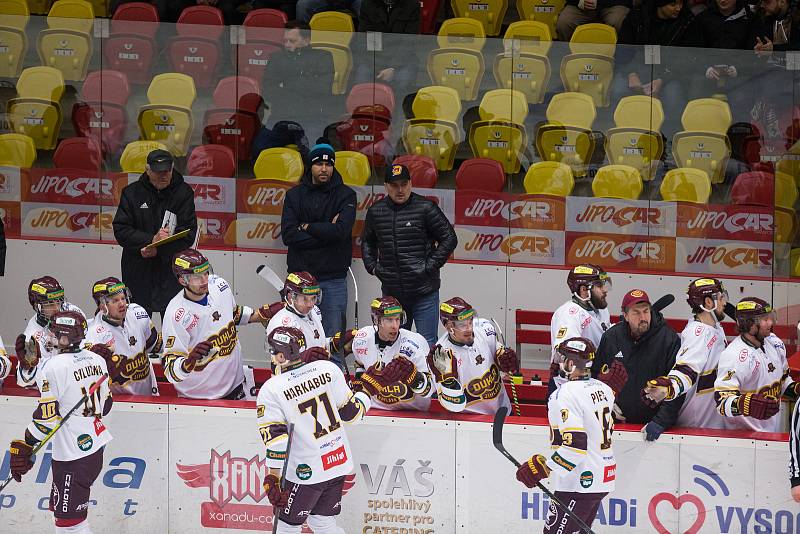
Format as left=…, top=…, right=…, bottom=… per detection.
left=146, top=228, right=190, bottom=248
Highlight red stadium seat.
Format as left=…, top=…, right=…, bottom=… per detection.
left=106, top=6, right=158, bottom=84
left=203, top=109, right=260, bottom=161
left=346, top=83, right=395, bottom=115
left=243, top=8, right=287, bottom=39
left=167, top=6, right=224, bottom=88
left=335, top=104, right=392, bottom=167
left=186, top=144, right=236, bottom=177
left=176, top=5, right=225, bottom=39
left=53, top=137, right=103, bottom=170
left=455, top=158, right=505, bottom=191
left=111, top=1, right=159, bottom=37
left=212, top=76, right=261, bottom=108
left=392, top=154, right=438, bottom=188
left=237, top=9, right=287, bottom=80
left=420, top=0, right=441, bottom=34
left=71, top=101, right=129, bottom=155
left=81, top=70, right=130, bottom=106
left=730, top=171, right=774, bottom=207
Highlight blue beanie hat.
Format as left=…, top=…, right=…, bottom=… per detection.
left=309, top=143, right=335, bottom=165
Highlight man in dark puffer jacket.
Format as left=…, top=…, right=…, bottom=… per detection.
left=361, top=163, right=457, bottom=345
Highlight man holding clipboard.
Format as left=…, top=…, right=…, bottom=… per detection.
left=113, top=149, right=198, bottom=318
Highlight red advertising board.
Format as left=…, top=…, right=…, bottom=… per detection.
left=455, top=190, right=565, bottom=230
left=676, top=203, right=774, bottom=242
left=22, top=168, right=128, bottom=206
left=566, top=232, right=676, bottom=271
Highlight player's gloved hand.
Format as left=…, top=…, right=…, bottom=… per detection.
left=382, top=356, right=418, bottom=385
left=735, top=393, right=780, bottom=420
left=515, top=454, right=551, bottom=488
left=88, top=343, right=125, bottom=382
left=300, top=346, right=330, bottom=364
left=15, top=334, right=40, bottom=370
left=427, top=345, right=458, bottom=383
left=598, top=360, right=628, bottom=396
left=263, top=474, right=289, bottom=508
left=783, top=381, right=800, bottom=401
left=254, top=302, right=284, bottom=325
left=354, top=364, right=384, bottom=397
left=642, top=376, right=677, bottom=408
left=496, top=346, right=519, bottom=374
left=329, top=329, right=357, bottom=355
left=183, top=341, right=215, bottom=373
left=642, top=421, right=665, bottom=442
left=9, top=439, right=34, bottom=482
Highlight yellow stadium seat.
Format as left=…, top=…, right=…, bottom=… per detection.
left=569, top=23, right=616, bottom=57
left=147, top=73, right=197, bottom=108
left=659, top=168, right=711, bottom=203
left=437, top=17, right=486, bottom=51
left=16, top=65, right=65, bottom=101
left=427, top=48, right=485, bottom=101
left=614, top=95, right=664, bottom=131
left=592, top=165, right=642, bottom=199
left=0, top=132, right=36, bottom=167
left=37, top=28, right=92, bottom=81
left=545, top=91, right=595, bottom=129
left=310, top=11, right=354, bottom=47
left=468, top=120, right=527, bottom=173
left=671, top=131, right=730, bottom=184
left=254, top=147, right=304, bottom=181
left=523, top=161, right=574, bottom=195
left=503, top=20, right=552, bottom=56
left=776, top=170, right=799, bottom=209
left=559, top=53, right=614, bottom=107
left=493, top=52, right=550, bottom=104
left=313, top=44, right=351, bottom=95
left=336, top=150, right=371, bottom=186
left=120, top=141, right=168, bottom=173
left=47, top=0, right=93, bottom=33
left=516, top=0, right=564, bottom=36
left=137, top=105, right=195, bottom=157
left=775, top=207, right=797, bottom=244
left=680, top=98, right=731, bottom=134
left=791, top=248, right=800, bottom=276
left=605, top=129, right=663, bottom=181
left=413, top=85, right=462, bottom=122
left=0, top=0, right=29, bottom=26
left=450, top=0, right=508, bottom=36
left=478, top=88, right=528, bottom=122
left=777, top=156, right=800, bottom=187
left=535, top=92, right=596, bottom=177
left=0, top=27, right=27, bottom=78
left=402, top=119, right=461, bottom=171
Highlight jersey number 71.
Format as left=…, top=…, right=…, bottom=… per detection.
left=298, top=392, right=341, bottom=439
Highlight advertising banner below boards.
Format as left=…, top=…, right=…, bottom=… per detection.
left=565, top=232, right=677, bottom=271
left=0, top=200, right=21, bottom=238
left=676, top=202, right=776, bottom=242
left=0, top=166, right=22, bottom=201
left=455, top=190, right=565, bottom=231
left=22, top=169, right=129, bottom=206
left=454, top=225, right=565, bottom=265
left=185, top=175, right=237, bottom=214
left=233, top=213, right=285, bottom=251
left=566, top=197, right=677, bottom=237
left=20, top=202, right=118, bottom=242
left=676, top=237, right=778, bottom=277
left=196, top=212, right=237, bottom=248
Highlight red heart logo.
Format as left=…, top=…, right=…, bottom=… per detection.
left=648, top=492, right=706, bottom=534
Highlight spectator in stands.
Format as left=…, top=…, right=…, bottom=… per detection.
left=556, top=0, right=632, bottom=41
left=592, top=289, right=684, bottom=441
left=280, top=142, right=356, bottom=368
left=113, top=150, right=198, bottom=319
left=250, top=93, right=311, bottom=161
left=263, top=21, right=335, bottom=141
left=361, top=163, right=458, bottom=345
left=355, top=0, right=420, bottom=101
left=297, top=0, right=361, bottom=23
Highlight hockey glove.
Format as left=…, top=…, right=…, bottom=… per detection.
left=783, top=381, right=800, bottom=402
left=300, top=346, right=330, bottom=364
left=735, top=393, right=780, bottom=420
left=598, top=360, right=628, bottom=396
left=15, top=334, right=40, bottom=371
left=254, top=302, right=285, bottom=325
left=89, top=344, right=125, bottom=383
left=427, top=345, right=458, bottom=383
left=182, top=341, right=215, bottom=373
left=9, top=439, right=34, bottom=482
left=641, top=376, right=677, bottom=408
left=496, top=346, right=519, bottom=374
left=642, top=421, right=665, bottom=442
left=382, top=356, right=419, bottom=386
left=263, top=474, right=289, bottom=508
left=515, top=454, right=551, bottom=488
left=353, top=364, right=385, bottom=397
left=329, top=329, right=357, bottom=355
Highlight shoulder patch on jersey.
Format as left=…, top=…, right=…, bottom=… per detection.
left=738, top=349, right=748, bottom=362
left=165, top=336, right=175, bottom=349
left=40, top=380, right=50, bottom=393
left=694, top=325, right=703, bottom=337
left=556, top=327, right=568, bottom=339
left=257, top=405, right=265, bottom=418
left=356, top=330, right=368, bottom=338
left=580, top=316, right=592, bottom=330
left=281, top=316, right=291, bottom=326
left=560, top=408, right=569, bottom=422
left=217, top=279, right=229, bottom=292
left=175, top=308, right=186, bottom=323
left=568, top=306, right=578, bottom=315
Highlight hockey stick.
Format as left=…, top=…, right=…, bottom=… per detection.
left=256, top=264, right=285, bottom=293
left=348, top=267, right=359, bottom=329
left=651, top=293, right=675, bottom=313
left=0, top=374, right=109, bottom=493
left=491, top=318, right=521, bottom=417
left=272, top=422, right=296, bottom=534
left=492, top=406, right=597, bottom=534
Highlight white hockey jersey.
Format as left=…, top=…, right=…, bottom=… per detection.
left=671, top=320, right=728, bottom=429
left=434, top=318, right=511, bottom=415
left=256, top=359, right=370, bottom=485
left=0, top=335, right=10, bottom=386
left=547, top=378, right=616, bottom=494
left=17, top=303, right=85, bottom=388
left=351, top=326, right=434, bottom=411
left=85, top=303, right=159, bottom=396
left=266, top=306, right=327, bottom=353
left=162, top=275, right=252, bottom=399
left=27, top=348, right=113, bottom=462
left=550, top=300, right=610, bottom=388
left=715, top=334, right=791, bottom=433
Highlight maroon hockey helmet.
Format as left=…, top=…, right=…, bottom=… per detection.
left=370, top=296, right=406, bottom=325
left=267, top=326, right=306, bottom=360
left=28, top=276, right=65, bottom=309
left=686, top=278, right=727, bottom=311
left=439, top=297, right=476, bottom=326
left=92, top=277, right=130, bottom=305
left=172, top=249, right=211, bottom=279
left=556, top=336, right=596, bottom=370
left=566, top=264, right=611, bottom=294
left=48, top=310, right=87, bottom=348
left=735, top=297, right=775, bottom=333
left=283, top=272, right=321, bottom=301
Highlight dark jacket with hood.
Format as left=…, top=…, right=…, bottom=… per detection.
left=361, top=192, right=457, bottom=298
left=281, top=167, right=356, bottom=281
left=591, top=308, right=684, bottom=428
left=700, top=0, right=755, bottom=49
left=112, top=170, right=197, bottom=315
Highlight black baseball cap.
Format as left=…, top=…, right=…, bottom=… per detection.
left=385, top=163, right=411, bottom=183
left=147, top=149, right=174, bottom=172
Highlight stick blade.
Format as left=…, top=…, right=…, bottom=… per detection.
left=493, top=406, right=509, bottom=447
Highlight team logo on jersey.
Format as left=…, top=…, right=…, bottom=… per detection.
left=560, top=408, right=569, bottom=422
left=603, top=464, right=616, bottom=482
left=212, top=311, right=221, bottom=322
left=556, top=327, right=567, bottom=339
left=40, top=379, right=50, bottom=393
left=475, top=354, right=484, bottom=365
left=738, top=349, right=748, bottom=362
left=465, top=364, right=501, bottom=401
left=580, top=470, right=594, bottom=488
left=256, top=405, right=265, bottom=417
left=767, top=362, right=775, bottom=373
left=321, top=445, right=347, bottom=471
left=296, top=464, right=313, bottom=480
left=119, top=351, right=151, bottom=383
left=129, top=336, right=136, bottom=346
left=722, top=369, right=735, bottom=381
left=77, top=434, right=93, bottom=451
left=165, top=336, right=175, bottom=349
left=377, top=382, right=411, bottom=405
left=313, top=329, right=320, bottom=339
left=203, top=321, right=239, bottom=363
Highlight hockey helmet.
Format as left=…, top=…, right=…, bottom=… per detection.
left=556, top=336, right=596, bottom=370
left=686, top=278, right=727, bottom=311
left=370, top=296, right=406, bottom=325
left=735, top=297, right=775, bottom=333
left=267, top=326, right=306, bottom=361
left=28, top=276, right=66, bottom=320
left=567, top=264, right=611, bottom=294
left=172, top=249, right=211, bottom=280
left=439, top=297, right=476, bottom=327
left=283, top=272, right=321, bottom=303
left=48, top=310, right=87, bottom=348
left=92, top=277, right=130, bottom=305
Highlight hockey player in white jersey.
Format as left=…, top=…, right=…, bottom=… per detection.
left=642, top=278, right=730, bottom=429
left=427, top=297, right=516, bottom=414
left=714, top=297, right=799, bottom=433
left=349, top=296, right=434, bottom=410
left=8, top=310, right=113, bottom=534
left=162, top=249, right=282, bottom=399
left=257, top=326, right=370, bottom=534
left=84, top=277, right=161, bottom=396
left=15, top=276, right=85, bottom=388
left=515, top=337, right=615, bottom=533
left=550, top=265, right=622, bottom=396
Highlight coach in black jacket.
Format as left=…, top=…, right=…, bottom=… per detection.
left=112, top=150, right=197, bottom=318
left=361, top=163, right=457, bottom=345
left=592, top=289, right=684, bottom=441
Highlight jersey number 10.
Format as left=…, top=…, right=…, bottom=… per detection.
left=298, top=392, right=342, bottom=439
